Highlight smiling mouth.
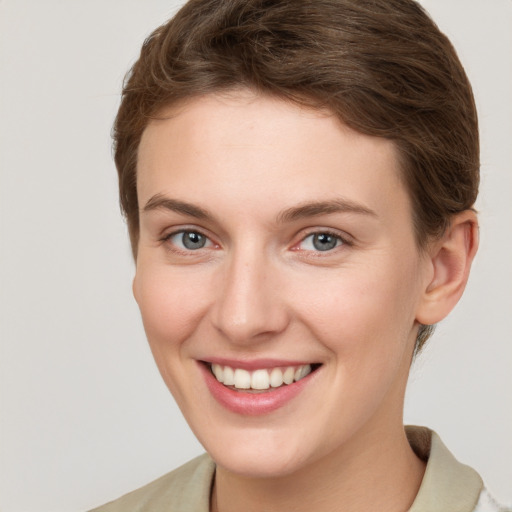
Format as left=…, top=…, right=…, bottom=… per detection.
left=206, top=363, right=321, bottom=392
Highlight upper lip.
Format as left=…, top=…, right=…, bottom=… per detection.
left=200, top=357, right=319, bottom=371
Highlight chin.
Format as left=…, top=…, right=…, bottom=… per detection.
left=212, top=447, right=309, bottom=479
left=195, top=424, right=317, bottom=479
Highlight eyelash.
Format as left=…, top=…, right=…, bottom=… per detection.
left=161, top=228, right=351, bottom=255
left=161, top=229, right=216, bottom=254
left=294, top=230, right=351, bottom=253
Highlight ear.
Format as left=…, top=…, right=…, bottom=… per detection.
left=416, top=211, right=479, bottom=326
left=132, top=272, right=140, bottom=305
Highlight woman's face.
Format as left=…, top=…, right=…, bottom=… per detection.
left=134, top=91, right=431, bottom=478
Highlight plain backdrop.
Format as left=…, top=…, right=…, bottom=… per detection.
left=0, top=1, right=510, bottom=511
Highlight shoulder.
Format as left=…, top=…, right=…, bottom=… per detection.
left=88, top=453, right=215, bottom=512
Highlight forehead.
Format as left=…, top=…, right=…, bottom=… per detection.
left=137, top=91, right=409, bottom=225
left=139, top=89, right=398, bottom=157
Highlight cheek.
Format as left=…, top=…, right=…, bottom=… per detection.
left=133, top=265, right=211, bottom=385
left=291, top=258, right=421, bottom=361
left=135, top=265, right=207, bottom=339
left=287, top=263, right=420, bottom=438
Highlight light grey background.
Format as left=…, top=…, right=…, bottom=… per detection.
left=0, top=1, right=510, bottom=511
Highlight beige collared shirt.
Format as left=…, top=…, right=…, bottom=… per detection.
left=89, top=427, right=504, bottom=511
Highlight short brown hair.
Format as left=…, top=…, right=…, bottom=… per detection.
left=114, top=0, right=479, bottom=351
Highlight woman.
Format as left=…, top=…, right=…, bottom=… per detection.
left=91, top=0, right=506, bottom=510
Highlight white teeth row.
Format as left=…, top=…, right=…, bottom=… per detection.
left=211, top=364, right=312, bottom=390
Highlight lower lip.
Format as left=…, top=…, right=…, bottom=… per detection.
left=199, top=363, right=317, bottom=416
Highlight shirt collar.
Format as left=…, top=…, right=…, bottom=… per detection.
left=407, top=426, right=483, bottom=512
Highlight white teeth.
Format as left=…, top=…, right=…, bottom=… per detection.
left=251, top=369, right=270, bottom=390
left=270, top=367, right=284, bottom=388
left=295, top=364, right=312, bottom=381
left=211, top=363, right=314, bottom=390
left=212, top=363, right=224, bottom=383
left=233, top=368, right=251, bottom=389
left=283, top=367, right=295, bottom=385
left=223, top=366, right=235, bottom=385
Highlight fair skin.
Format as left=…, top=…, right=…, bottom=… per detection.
left=133, top=91, right=478, bottom=512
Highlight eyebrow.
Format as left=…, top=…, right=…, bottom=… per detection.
left=142, top=194, right=377, bottom=223
left=143, top=195, right=212, bottom=220
left=276, top=199, right=377, bottom=223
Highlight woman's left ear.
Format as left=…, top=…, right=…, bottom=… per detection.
left=416, top=210, right=479, bottom=326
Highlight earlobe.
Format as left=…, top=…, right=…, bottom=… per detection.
left=416, top=211, right=479, bottom=326
left=132, top=273, right=140, bottom=305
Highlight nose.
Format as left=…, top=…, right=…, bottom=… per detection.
left=210, top=247, right=290, bottom=345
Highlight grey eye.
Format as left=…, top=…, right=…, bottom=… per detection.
left=182, top=231, right=206, bottom=249
left=300, top=232, right=342, bottom=252
left=170, top=231, right=210, bottom=250
left=312, top=233, right=339, bottom=251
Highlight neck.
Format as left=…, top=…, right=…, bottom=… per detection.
left=212, top=421, right=425, bottom=512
